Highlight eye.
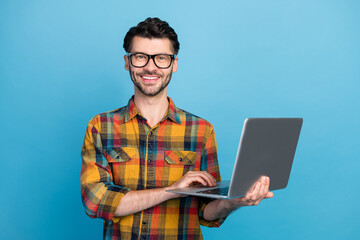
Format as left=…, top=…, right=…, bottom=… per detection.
left=156, top=55, right=170, bottom=62
left=135, top=54, right=147, bottom=60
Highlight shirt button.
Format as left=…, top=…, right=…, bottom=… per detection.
left=149, top=131, right=152, bottom=135
left=142, top=220, right=147, bottom=224
left=179, top=158, right=183, bottom=161
left=148, top=159, right=151, bottom=163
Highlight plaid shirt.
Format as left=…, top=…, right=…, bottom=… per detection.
left=81, top=97, right=225, bottom=240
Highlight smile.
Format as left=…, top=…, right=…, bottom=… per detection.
left=140, top=75, right=161, bottom=83
left=141, top=76, right=159, bottom=80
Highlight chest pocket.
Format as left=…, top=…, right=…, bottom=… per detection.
left=103, top=147, right=139, bottom=188
left=164, top=150, right=197, bottom=184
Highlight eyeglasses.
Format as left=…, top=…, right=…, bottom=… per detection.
left=127, top=52, right=176, bottom=69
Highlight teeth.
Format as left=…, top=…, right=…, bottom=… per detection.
left=142, top=76, right=158, bottom=80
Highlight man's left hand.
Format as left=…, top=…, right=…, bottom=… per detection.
left=225, top=176, right=274, bottom=208
left=202, top=176, right=275, bottom=221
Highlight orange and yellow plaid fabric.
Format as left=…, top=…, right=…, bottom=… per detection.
left=81, top=97, right=225, bottom=240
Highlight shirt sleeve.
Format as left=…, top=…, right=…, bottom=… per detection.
left=198, top=126, right=227, bottom=227
left=80, top=117, right=130, bottom=221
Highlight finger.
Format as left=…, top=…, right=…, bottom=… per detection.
left=254, top=188, right=273, bottom=205
left=264, top=176, right=270, bottom=196
left=181, top=172, right=208, bottom=186
left=253, top=194, right=271, bottom=206
left=254, top=180, right=264, bottom=201
left=186, top=176, right=209, bottom=186
left=250, top=179, right=259, bottom=192
left=259, top=177, right=268, bottom=198
left=251, top=180, right=266, bottom=206
left=245, top=179, right=259, bottom=198
left=265, top=192, right=274, bottom=198
left=194, top=172, right=216, bottom=186
left=200, top=171, right=217, bottom=186
left=259, top=177, right=270, bottom=199
left=248, top=181, right=261, bottom=202
left=243, top=177, right=265, bottom=203
left=256, top=176, right=268, bottom=201
left=189, top=171, right=216, bottom=186
left=256, top=179, right=265, bottom=201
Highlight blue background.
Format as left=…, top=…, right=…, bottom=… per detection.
left=1, top=0, right=359, bottom=239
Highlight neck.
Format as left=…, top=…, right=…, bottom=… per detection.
left=133, top=89, right=169, bottom=128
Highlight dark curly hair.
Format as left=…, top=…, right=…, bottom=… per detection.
left=123, top=17, right=180, bottom=54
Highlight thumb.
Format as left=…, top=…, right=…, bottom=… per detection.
left=265, top=192, right=274, bottom=198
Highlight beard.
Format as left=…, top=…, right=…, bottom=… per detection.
left=129, top=66, right=172, bottom=97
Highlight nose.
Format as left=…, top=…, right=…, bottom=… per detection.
left=143, top=57, right=158, bottom=71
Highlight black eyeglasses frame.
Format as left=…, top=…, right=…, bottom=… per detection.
left=127, top=52, right=176, bottom=69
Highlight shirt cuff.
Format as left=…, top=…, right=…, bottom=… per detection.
left=97, top=185, right=130, bottom=221
left=198, top=198, right=226, bottom=228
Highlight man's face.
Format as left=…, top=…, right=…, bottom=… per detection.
left=124, top=36, right=178, bottom=97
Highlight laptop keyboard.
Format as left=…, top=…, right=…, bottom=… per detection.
left=196, top=187, right=229, bottom=196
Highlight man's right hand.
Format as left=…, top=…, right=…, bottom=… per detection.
left=165, top=171, right=217, bottom=198
left=115, top=171, right=217, bottom=217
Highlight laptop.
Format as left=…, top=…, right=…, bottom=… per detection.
left=166, top=118, right=303, bottom=199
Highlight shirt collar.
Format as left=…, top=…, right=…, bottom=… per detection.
left=166, top=97, right=181, bottom=124
left=124, top=96, right=139, bottom=122
left=125, top=96, right=181, bottom=124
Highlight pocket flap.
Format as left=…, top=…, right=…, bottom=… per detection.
left=165, top=150, right=197, bottom=165
left=103, top=147, right=137, bottom=163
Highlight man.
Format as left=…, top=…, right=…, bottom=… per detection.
left=81, top=17, right=273, bottom=240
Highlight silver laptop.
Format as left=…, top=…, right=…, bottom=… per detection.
left=166, top=118, right=303, bottom=199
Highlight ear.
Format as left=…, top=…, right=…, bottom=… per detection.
left=124, top=55, right=130, bottom=71
left=172, top=56, right=178, bottom=73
